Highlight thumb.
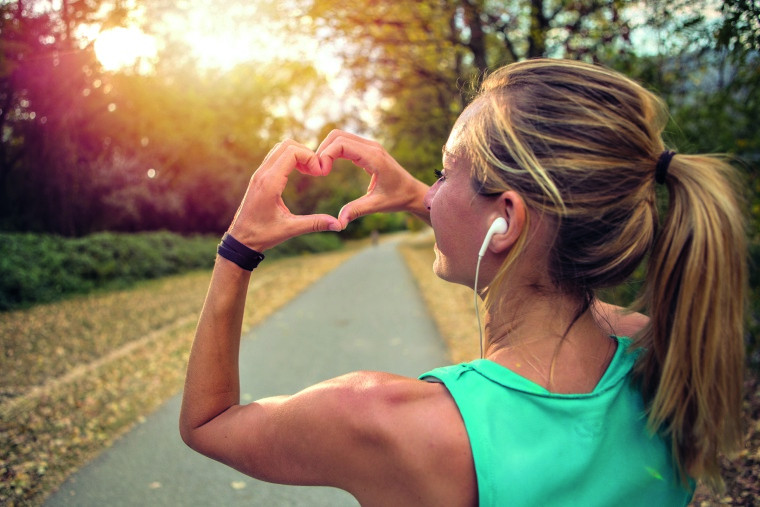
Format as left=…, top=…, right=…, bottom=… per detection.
left=338, top=195, right=384, bottom=227
left=290, top=213, right=343, bottom=235
left=338, top=201, right=364, bottom=228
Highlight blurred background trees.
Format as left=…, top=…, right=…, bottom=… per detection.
left=0, top=0, right=758, bottom=266
left=0, top=0, right=349, bottom=235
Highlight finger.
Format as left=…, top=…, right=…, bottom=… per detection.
left=315, top=130, right=351, bottom=175
left=260, top=140, right=316, bottom=171
left=338, top=194, right=384, bottom=227
left=315, top=129, right=358, bottom=158
left=287, top=213, right=343, bottom=235
left=317, top=131, right=382, bottom=175
left=260, top=142, right=282, bottom=167
left=295, top=152, right=323, bottom=177
left=262, top=142, right=322, bottom=187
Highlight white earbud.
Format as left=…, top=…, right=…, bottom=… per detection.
left=474, top=216, right=508, bottom=358
left=478, top=217, right=508, bottom=258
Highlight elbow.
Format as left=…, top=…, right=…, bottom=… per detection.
left=179, top=419, right=199, bottom=451
left=179, top=422, right=213, bottom=458
left=178, top=407, right=206, bottom=453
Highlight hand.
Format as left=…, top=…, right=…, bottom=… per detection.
left=316, top=130, right=431, bottom=228
left=228, top=140, right=342, bottom=251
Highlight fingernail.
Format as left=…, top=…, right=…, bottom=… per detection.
left=328, top=223, right=342, bottom=232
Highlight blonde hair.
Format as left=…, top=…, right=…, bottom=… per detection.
left=461, top=58, right=746, bottom=489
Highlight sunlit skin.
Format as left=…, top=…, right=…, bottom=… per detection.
left=179, top=128, right=649, bottom=505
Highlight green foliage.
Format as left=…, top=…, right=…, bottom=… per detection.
left=339, top=213, right=409, bottom=240
left=0, top=1, right=343, bottom=237
left=0, top=232, right=218, bottom=311
left=0, top=231, right=344, bottom=311
left=266, top=233, right=343, bottom=260
left=717, top=0, right=760, bottom=53
left=299, top=0, right=641, bottom=186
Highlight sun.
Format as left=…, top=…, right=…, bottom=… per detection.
left=94, top=27, right=158, bottom=72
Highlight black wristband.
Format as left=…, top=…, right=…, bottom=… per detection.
left=217, top=233, right=265, bottom=271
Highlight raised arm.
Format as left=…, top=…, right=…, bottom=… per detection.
left=179, top=139, right=474, bottom=504
left=179, top=139, right=337, bottom=439
left=178, top=139, right=351, bottom=473
left=317, top=130, right=431, bottom=228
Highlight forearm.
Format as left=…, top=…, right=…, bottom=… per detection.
left=180, top=256, right=251, bottom=439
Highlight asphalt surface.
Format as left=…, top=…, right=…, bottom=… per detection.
left=45, top=237, right=451, bottom=506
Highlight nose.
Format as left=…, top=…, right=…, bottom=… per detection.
left=423, top=182, right=438, bottom=211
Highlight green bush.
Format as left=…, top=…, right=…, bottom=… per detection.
left=267, top=232, right=343, bottom=260
left=0, top=232, right=217, bottom=311
left=0, top=231, right=343, bottom=311
left=339, top=212, right=409, bottom=239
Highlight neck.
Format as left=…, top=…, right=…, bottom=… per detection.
left=481, top=290, right=616, bottom=394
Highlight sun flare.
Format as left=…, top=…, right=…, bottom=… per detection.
left=94, top=27, right=158, bottom=72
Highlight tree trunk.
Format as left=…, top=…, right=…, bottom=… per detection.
left=463, top=1, right=488, bottom=74
left=528, top=0, right=548, bottom=58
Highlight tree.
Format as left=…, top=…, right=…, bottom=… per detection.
left=717, top=0, right=760, bottom=55
left=0, top=1, right=345, bottom=235
left=0, top=0, right=128, bottom=234
left=297, top=0, right=637, bottom=181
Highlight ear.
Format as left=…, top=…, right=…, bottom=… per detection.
left=488, top=190, right=527, bottom=254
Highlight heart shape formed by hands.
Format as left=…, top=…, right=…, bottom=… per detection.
left=316, top=130, right=430, bottom=228
left=227, top=131, right=430, bottom=252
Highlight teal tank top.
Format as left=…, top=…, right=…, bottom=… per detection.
left=419, top=337, right=694, bottom=506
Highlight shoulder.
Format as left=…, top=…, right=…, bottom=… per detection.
left=351, top=371, right=475, bottom=506
left=240, top=370, right=476, bottom=506
left=592, top=300, right=649, bottom=338
left=325, top=371, right=472, bottom=463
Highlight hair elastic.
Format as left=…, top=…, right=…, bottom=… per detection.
left=655, top=150, right=676, bottom=184
left=217, top=233, right=265, bottom=271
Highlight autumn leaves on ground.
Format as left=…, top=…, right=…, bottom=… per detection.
left=0, top=246, right=357, bottom=505
left=2, top=235, right=758, bottom=506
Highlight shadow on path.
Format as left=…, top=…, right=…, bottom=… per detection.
left=45, top=237, right=450, bottom=506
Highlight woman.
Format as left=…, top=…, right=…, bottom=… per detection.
left=180, top=59, right=746, bottom=505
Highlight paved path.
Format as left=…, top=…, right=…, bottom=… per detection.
left=45, top=237, right=450, bottom=506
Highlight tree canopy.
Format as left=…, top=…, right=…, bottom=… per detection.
left=0, top=0, right=351, bottom=235
left=0, top=0, right=757, bottom=239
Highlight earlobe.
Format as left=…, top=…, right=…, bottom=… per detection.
left=488, top=191, right=526, bottom=254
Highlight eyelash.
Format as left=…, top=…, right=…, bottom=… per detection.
left=434, top=169, right=444, bottom=181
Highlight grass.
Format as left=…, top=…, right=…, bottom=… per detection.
left=0, top=246, right=358, bottom=506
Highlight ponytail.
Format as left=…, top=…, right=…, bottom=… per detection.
left=634, top=154, right=747, bottom=490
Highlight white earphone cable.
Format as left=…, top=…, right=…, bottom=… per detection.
left=475, top=254, right=484, bottom=359
left=474, top=217, right=506, bottom=360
